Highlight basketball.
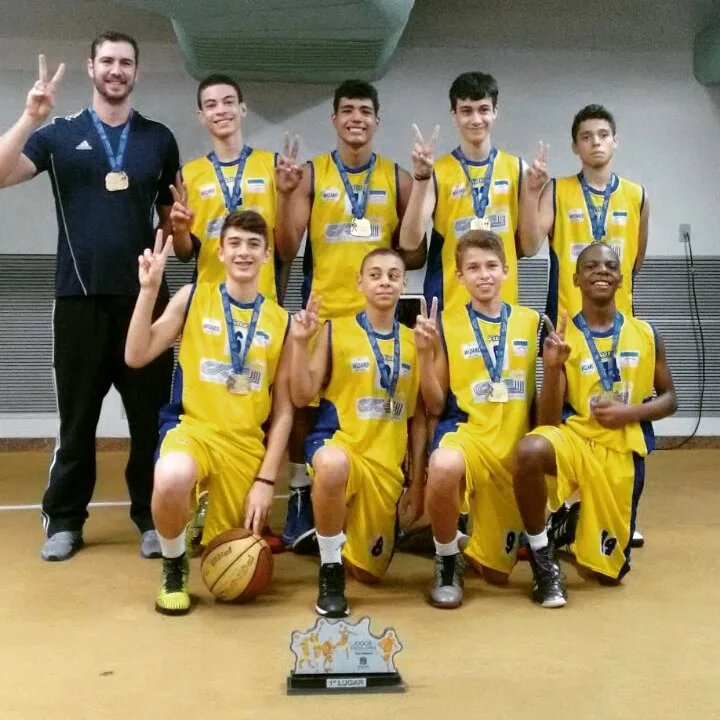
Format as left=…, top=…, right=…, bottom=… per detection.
left=200, top=528, right=273, bottom=602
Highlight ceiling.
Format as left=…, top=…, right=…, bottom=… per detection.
left=0, top=0, right=717, bottom=51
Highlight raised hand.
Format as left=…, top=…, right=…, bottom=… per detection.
left=26, top=54, right=65, bottom=124
left=411, top=123, right=439, bottom=180
left=138, top=229, right=173, bottom=290
left=291, top=293, right=321, bottom=342
left=526, top=141, right=549, bottom=194
left=169, top=175, right=194, bottom=234
left=542, top=311, right=571, bottom=368
left=276, top=132, right=303, bottom=194
left=414, top=296, right=439, bottom=352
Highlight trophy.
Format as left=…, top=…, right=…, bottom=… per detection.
left=287, top=616, right=405, bottom=694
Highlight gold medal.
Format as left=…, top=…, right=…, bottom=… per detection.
left=105, top=171, right=129, bottom=192
left=227, top=372, right=250, bottom=395
left=488, top=381, right=509, bottom=403
left=597, top=390, right=616, bottom=404
left=470, top=217, right=491, bottom=231
left=350, top=217, right=372, bottom=238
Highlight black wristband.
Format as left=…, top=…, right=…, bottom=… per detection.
left=413, top=173, right=432, bottom=182
left=254, top=477, right=276, bottom=487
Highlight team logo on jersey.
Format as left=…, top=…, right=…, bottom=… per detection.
left=512, top=339, right=528, bottom=356
left=200, top=359, right=233, bottom=384
left=618, top=350, right=639, bottom=368
left=600, top=529, right=618, bottom=557
left=75, top=140, right=92, bottom=151
left=493, top=179, right=510, bottom=194
left=611, top=210, right=628, bottom=226
left=246, top=178, right=266, bottom=193
left=451, top=184, right=466, bottom=198
left=253, top=330, right=271, bottom=348
left=325, top=222, right=381, bottom=243
left=580, top=358, right=596, bottom=375
left=367, top=189, right=387, bottom=205
left=470, top=380, right=493, bottom=403
left=568, top=209, right=585, bottom=223
left=487, top=210, right=509, bottom=233
left=202, top=318, right=222, bottom=336
left=356, top=397, right=404, bottom=420
left=206, top=217, right=224, bottom=239
left=200, top=184, right=217, bottom=199
left=351, top=357, right=371, bottom=373
left=506, top=371, right=526, bottom=399
left=453, top=217, right=474, bottom=237
left=321, top=187, right=341, bottom=202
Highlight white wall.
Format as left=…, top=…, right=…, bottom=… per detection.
left=0, top=37, right=718, bottom=436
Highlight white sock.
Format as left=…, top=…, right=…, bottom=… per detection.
left=434, top=537, right=459, bottom=556
left=158, top=530, right=186, bottom=559
left=526, top=530, right=548, bottom=551
left=317, top=532, right=346, bottom=565
left=289, top=462, right=311, bottom=489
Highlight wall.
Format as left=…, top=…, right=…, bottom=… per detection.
left=0, top=35, right=717, bottom=436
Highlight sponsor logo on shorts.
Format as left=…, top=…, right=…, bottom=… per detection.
left=568, top=209, right=585, bottom=223
left=200, top=183, right=217, bottom=199
left=202, top=318, right=222, bottom=336
left=356, top=397, right=404, bottom=420
left=245, top=178, right=266, bottom=193
left=351, top=357, right=371, bottom=373
left=321, top=187, right=341, bottom=202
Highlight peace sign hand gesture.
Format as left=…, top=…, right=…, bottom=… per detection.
left=414, top=297, right=439, bottom=352
left=291, top=293, right=322, bottom=342
left=526, top=141, right=549, bottom=194
left=542, top=311, right=571, bottom=368
left=26, top=54, right=65, bottom=124
left=138, top=229, right=173, bottom=291
left=411, top=124, right=439, bottom=180
left=276, top=132, right=303, bottom=195
left=169, top=176, right=194, bottom=234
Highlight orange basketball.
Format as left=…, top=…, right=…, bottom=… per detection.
left=200, top=528, right=273, bottom=603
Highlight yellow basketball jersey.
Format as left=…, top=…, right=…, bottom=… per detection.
left=163, top=283, right=289, bottom=453
left=562, top=312, right=656, bottom=456
left=437, top=302, right=539, bottom=464
left=182, top=149, right=278, bottom=300
left=305, top=153, right=399, bottom=320
left=427, top=149, right=522, bottom=311
left=306, top=314, right=419, bottom=472
left=547, top=174, right=645, bottom=324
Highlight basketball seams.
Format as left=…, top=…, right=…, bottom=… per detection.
left=207, top=536, right=264, bottom=595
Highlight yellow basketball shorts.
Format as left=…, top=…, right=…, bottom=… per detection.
left=438, top=424, right=523, bottom=574
left=159, top=420, right=264, bottom=545
left=308, top=439, right=404, bottom=579
left=529, top=425, right=645, bottom=579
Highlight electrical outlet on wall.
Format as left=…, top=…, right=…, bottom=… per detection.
left=679, top=224, right=691, bottom=243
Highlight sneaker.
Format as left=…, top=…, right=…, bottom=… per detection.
left=282, top=486, right=316, bottom=553
left=40, top=531, right=84, bottom=562
left=315, top=562, right=349, bottom=618
left=396, top=524, right=435, bottom=555
left=631, top=529, right=645, bottom=548
left=261, top=526, right=286, bottom=555
left=155, top=554, right=190, bottom=616
left=547, top=503, right=580, bottom=550
left=528, top=544, right=567, bottom=608
left=140, top=530, right=162, bottom=559
left=429, top=553, right=465, bottom=609
left=186, top=491, right=209, bottom=558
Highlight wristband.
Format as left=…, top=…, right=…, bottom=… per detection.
left=413, top=173, right=432, bottom=182
left=254, top=477, right=276, bottom=487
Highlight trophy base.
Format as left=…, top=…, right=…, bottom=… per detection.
left=287, top=671, right=406, bottom=695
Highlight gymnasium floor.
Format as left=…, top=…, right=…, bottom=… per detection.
left=1, top=449, right=718, bottom=720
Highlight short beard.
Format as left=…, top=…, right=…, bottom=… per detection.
left=94, top=78, right=134, bottom=104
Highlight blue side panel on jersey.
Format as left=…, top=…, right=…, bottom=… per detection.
left=430, top=391, right=468, bottom=453
left=155, top=363, right=184, bottom=462
left=301, top=235, right=313, bottom=309
left=618, top=452, right=646, bottom=579
left=305, top=399, right=341, bottom=465
left=424, top=228, right=445, bottom=309
left=546, top=246, right=560, bottom=326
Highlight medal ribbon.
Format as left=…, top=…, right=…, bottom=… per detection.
left=89, top=108, right=131, bottom=173
left=466, top=302, right=508, bottom=384
left=453, top=146, right=497, bottom=219
left=578, top=172, right=616, bottom=241
left=575, top=311, right=623, bottom=392
left=220, top=284, right=264, bottom=375
left=331, top=151, right=376, bottom=220
left=209, top=146, right=252, bottom=213
left=359, top=312, right=400, bottom=401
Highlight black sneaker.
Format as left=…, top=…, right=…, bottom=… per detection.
left=429, top=553, right=465, bottom=609
left=631, top=529, right=645, bottom=548
left=547, top=503, right=580, bottom=550
left=315, top=562, right=349, bottom=618
left=528, top=544, right=567, bottom=608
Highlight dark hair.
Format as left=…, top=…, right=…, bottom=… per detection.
left=90, top=31, right=139, bottom=64
left=575, top=241, right=620, bottom=272
left=571, top=104, right=616, bottom=142
left=333, top=79, right=379, bottom=114
left=197, top=74, right=243, bottom=110
left=360, top=247, right=405, bottom=274
left=456, top=230, right=506, bottom=269
left=220, top=210, right=268, bottom=246
left=449, top=72, right=499, bottom=110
